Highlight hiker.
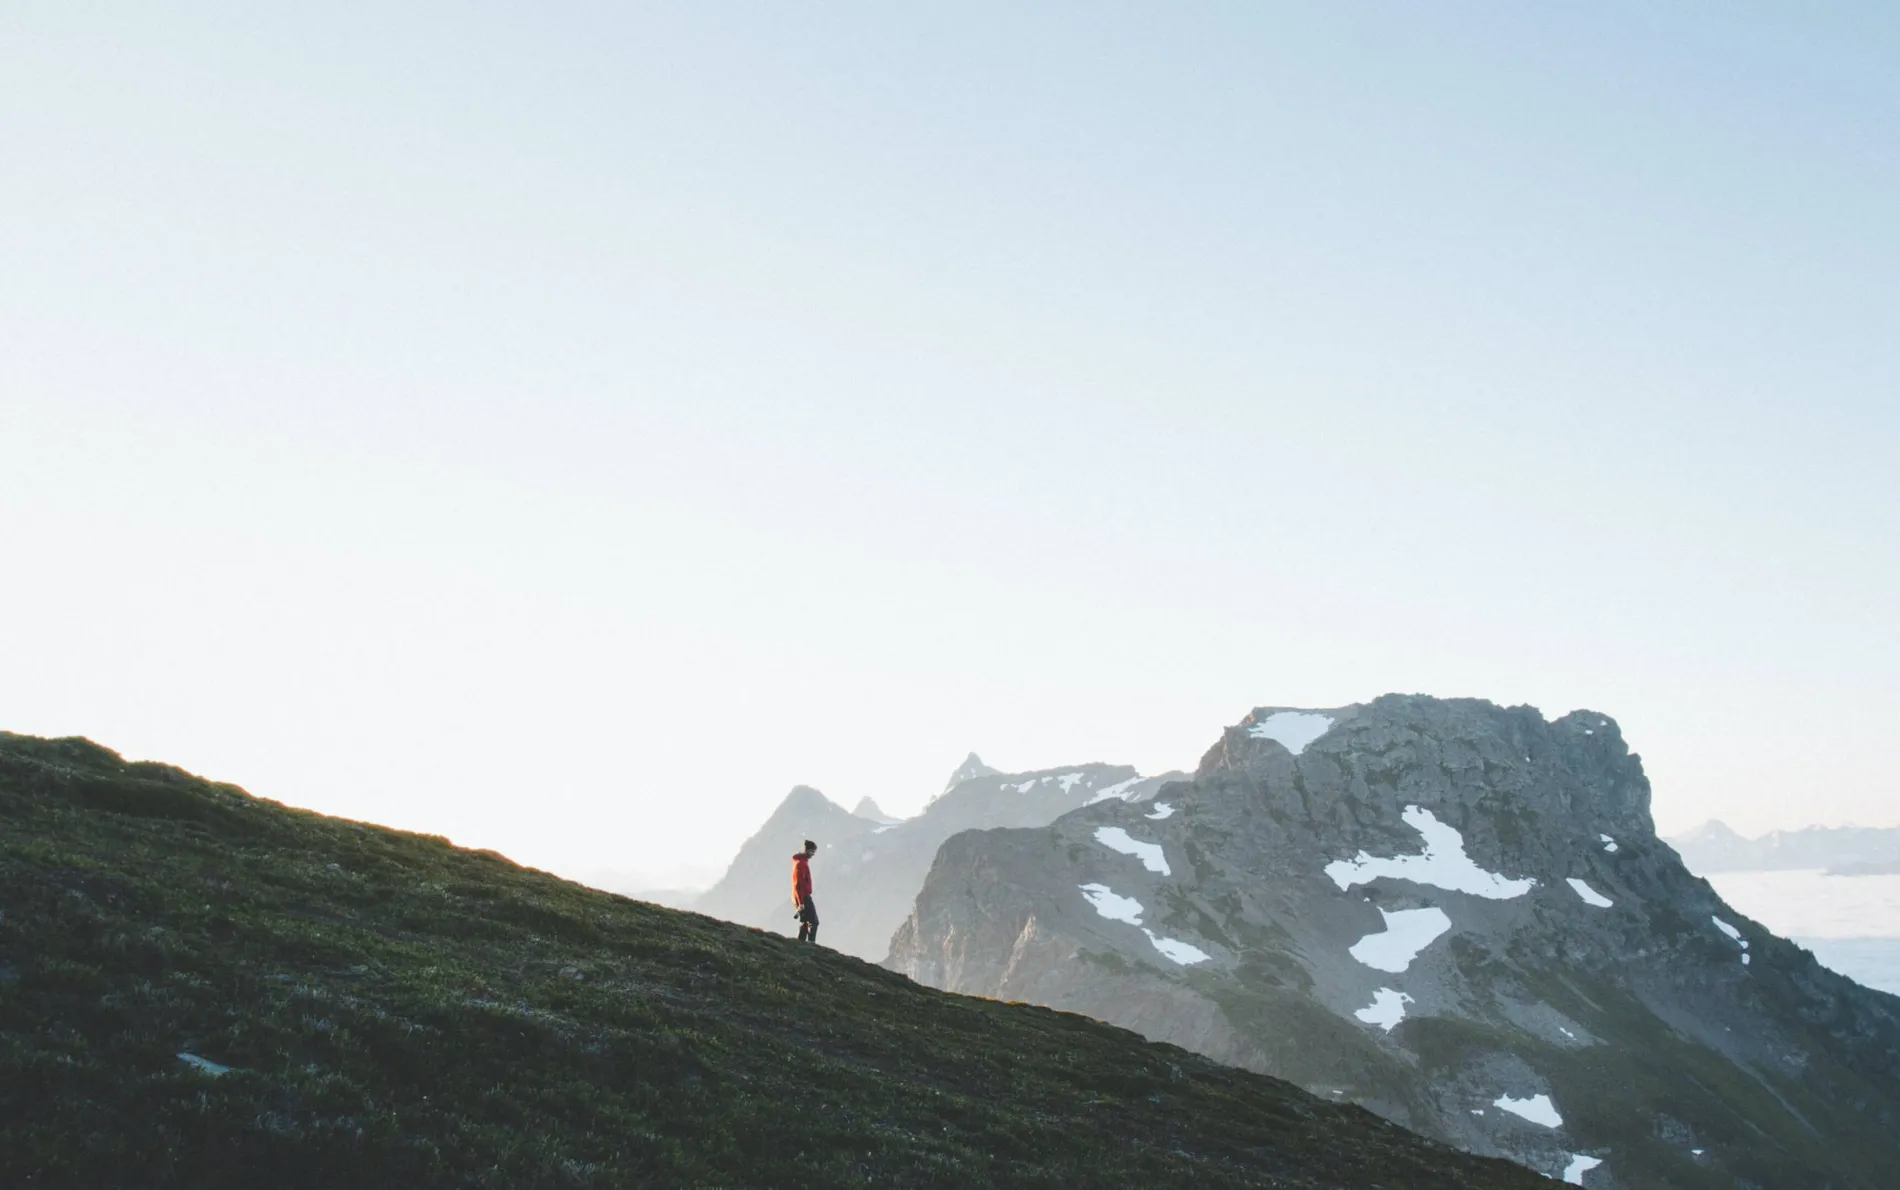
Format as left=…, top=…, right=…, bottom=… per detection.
left=791, top=839, right=819, bottom=943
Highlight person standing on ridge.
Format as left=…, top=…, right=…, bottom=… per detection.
left=791, top=839, right=819, bottom=943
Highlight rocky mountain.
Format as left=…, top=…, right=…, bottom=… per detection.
left=697, top=757, right=1185, bottom=961
left=852, top=796, right=900, bottom=824
left=0, top=730, right=1553, bottom=1189
left=1670, top=819, right=1900, bottom=875
left=888, top=696, right=1900, bottom=1188
left=691, top=785, right=882, bottom=923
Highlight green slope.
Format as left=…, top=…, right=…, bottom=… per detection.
left=0, top=733, right=1548, bottom=1189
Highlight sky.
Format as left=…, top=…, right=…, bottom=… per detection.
left=3, top=3, right=1896, bottom=888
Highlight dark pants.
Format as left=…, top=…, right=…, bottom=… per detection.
left=796, top=896, right=819, bottom=943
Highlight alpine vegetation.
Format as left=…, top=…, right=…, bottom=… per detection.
left=0, top=731, right=1552, bottom=1189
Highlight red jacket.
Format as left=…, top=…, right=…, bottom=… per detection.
left=791, top=852, right=813, bottom=904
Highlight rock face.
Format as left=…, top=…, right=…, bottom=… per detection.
left=887, top=696, right=1900, bottom=1188
left=699, top=761, right=1184, bottom=961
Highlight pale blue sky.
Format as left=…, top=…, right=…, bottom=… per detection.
left=4, top=3, right=1895, bottom=884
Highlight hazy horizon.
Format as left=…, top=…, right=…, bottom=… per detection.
left=5, top=4, right=1896, bottom=885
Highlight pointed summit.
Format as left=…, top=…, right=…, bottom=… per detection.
left=853, top=797, right=900, bottom=824
left=940, top=752, right=999, bottom=799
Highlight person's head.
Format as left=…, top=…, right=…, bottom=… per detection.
left=802, top=839, right=817, bottom=858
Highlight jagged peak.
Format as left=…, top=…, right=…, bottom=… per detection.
left=852, top=797, right=900, bottom=824
left=773, top=785, right=847, bottom=816
left=938, top=752, right=1001, bottom=799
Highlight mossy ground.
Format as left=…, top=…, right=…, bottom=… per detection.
left=0, top=732, right=1550, bottom=1189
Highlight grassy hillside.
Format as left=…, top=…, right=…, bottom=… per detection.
left=0, top=732, right=1549, bottom=1189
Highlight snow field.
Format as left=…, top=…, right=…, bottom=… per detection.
left=1567, top=878, right=1614, bottom=908
left=1562, top=1154, right=1603, bottom=1184
left=1348, top=907, right=1452, bottom=973
left=1353, top=987, right=1413, bottom=1031
left=1144, top=930, right=1211, bottom=965
left=1095, top=826, right=1170, bottom=875
left=1075, top=884, right=1208, bottom=965
left=1245, top=711, right=1335, bottom=755
left=1078, top=883, right=1143, bottom=925
left=1492, top=1093, right=1562, bottom=1127
left=1325, top=806, right=1536, bottom=899
left=1085, top=776, right=1145, bottom=805
left=1713, top=915, right=1752, bottom=964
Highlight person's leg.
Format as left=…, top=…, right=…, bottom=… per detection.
left=798, top=897, right=819, bottom=943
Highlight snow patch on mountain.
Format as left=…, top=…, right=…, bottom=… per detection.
left=1348, top=907, right=1451, bottom=973
left=1325, top=806, right=1536, bottom=900
left=1246, top=711, right=1335, bottom=755
left=1354, top=987, right=1413, bottom=1031
left=1144, top=930, right=1211, bottom=965
left=1078, top=883, right=1143, bottom=925
left=1562, top=1153, right=1603, bottom=1184
left=1567, top=878, right=1613, bottom=908
left=1493, top=1093, right=1562, bottom=1127
left=1145, top=802, right=1175, bottom=820
left=1085, top=776, right=1144, bottom=805
left=1095, top=827, right=1170, bottom=876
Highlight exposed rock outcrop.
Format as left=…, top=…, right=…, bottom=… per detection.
left=888, top=695, right=1900, bottom=1188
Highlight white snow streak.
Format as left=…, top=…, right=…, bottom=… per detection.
left=1599, top=834, right=1618, bottom=853
left=1354, top=987, right=1413, bottom=1031
left=1085, top=776, right=1144, bottom=805
left=1144, top=930, right=1211, bottom=965
left=1004, top=779, right=1039, bottom=793
left=1562, top=1154, right=1603, bottom=1184
left=1246, top=710, right=1335, bottom=755
left=1145, top=802, right=1175, bottom=820
left=1493, top=1093, right=1562, bottom=1128
left=1057, top=772, right=1086, bottom=793
left=1567, top=878, right=1614, bottom=908
left=1349, top=907, right=1452, bottom=973
left=1713, top=915, right=1751, bottom=964
left=1324, top=806, right=1536, bottom=899
left=1095, top=827, right=1170, bottom=876
left=178, top=1053, right=232, bottom=1077
left=1078, top=883, right=1144, bottom=925
left=1077, top=886, right=1206, bottom=964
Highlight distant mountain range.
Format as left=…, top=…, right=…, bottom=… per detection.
left=1668, top=820, right=1900, bottom=875
left=695, top=754, right=1184, bottom=961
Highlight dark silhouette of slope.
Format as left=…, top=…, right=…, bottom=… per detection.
left=0, top=731, right=1549, bottom=1190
